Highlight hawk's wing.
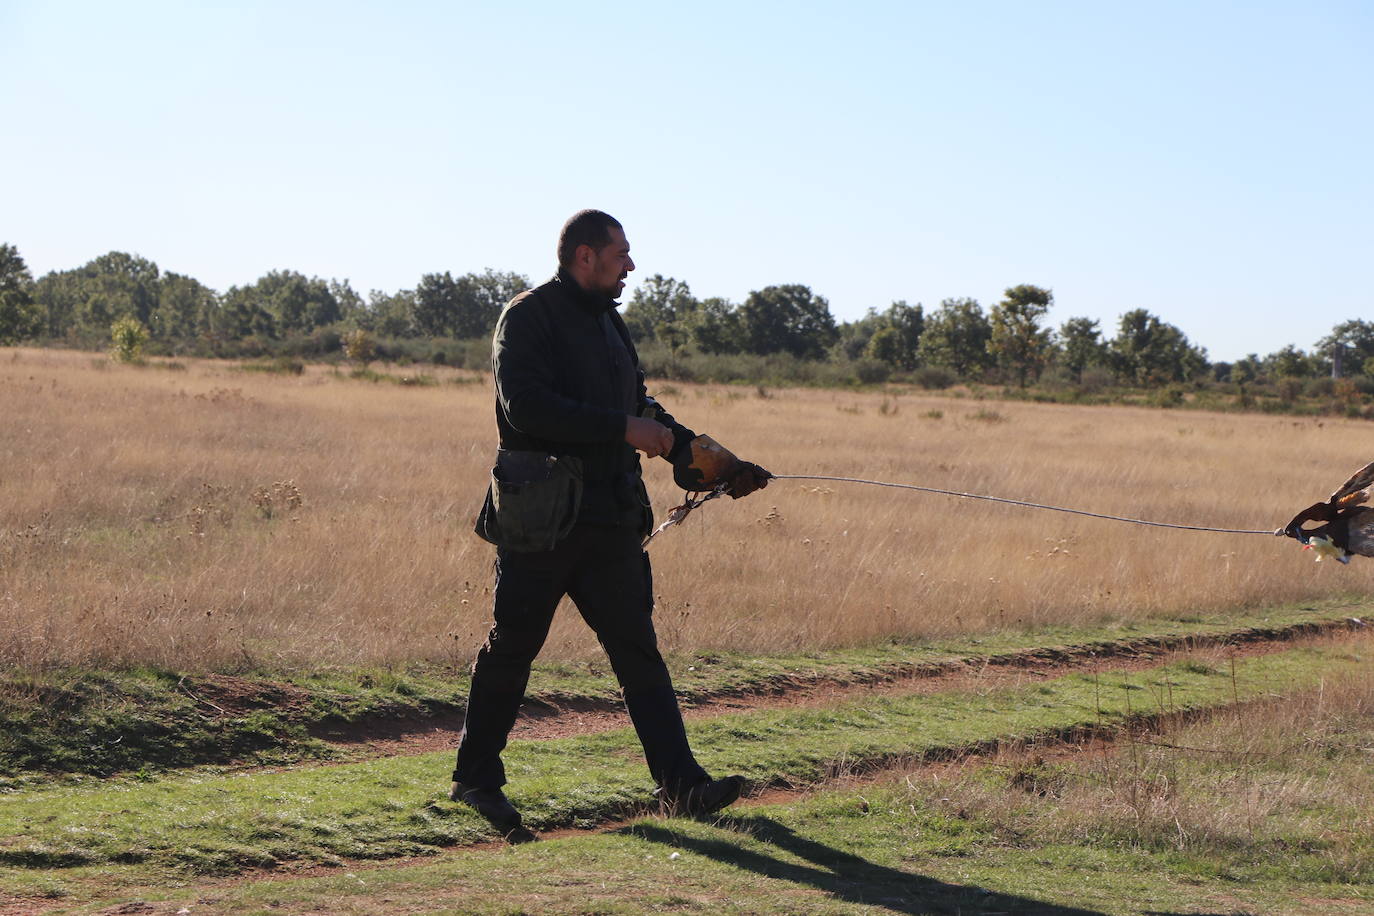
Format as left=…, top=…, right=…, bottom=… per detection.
left=1329, top=460, right=1374, bottom=507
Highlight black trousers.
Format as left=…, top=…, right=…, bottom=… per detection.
left=452, top=525, right=709, bottom=794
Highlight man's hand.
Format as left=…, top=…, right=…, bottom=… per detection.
left=626, top=416, right=674, bottom=459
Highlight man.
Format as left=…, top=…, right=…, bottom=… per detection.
left=451, top=209, right=770, bottom=843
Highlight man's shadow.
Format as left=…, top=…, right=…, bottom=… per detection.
left=623, top=814, right=1107, bottom=915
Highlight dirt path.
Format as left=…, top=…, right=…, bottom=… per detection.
left=325, top=618, right=1365, bottom=760
left=1, top=622, right=1366, bottom=916
left=45, top=653, right=1357, bottom=916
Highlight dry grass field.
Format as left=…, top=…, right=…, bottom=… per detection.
left=3, top=346, right=1372, bottom=672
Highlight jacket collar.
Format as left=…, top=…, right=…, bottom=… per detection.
left=555, top=267, right=618, bottom=315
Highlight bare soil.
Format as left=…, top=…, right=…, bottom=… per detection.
left=313, top=618, right=1366, bottom=762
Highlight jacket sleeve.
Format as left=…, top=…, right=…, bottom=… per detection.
left=494, top=297, right=627, bottom=444
left=646, top=373, right=697, bottom=462
left=609, top=310, right=699, bottom=460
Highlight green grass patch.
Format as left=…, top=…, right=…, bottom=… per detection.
left=1, top=601, right=1364, bottom=780
left=0, top=641, right=1364, bottom=887
left=0, top=668, right=331, bottom=781
left=10, top=662, right=1374, bottom=914
left=343, top=367, right=438, bottom=386
left=235, top=357, right=305, bottom=375
left=663, top=598, right=1366, bottom=700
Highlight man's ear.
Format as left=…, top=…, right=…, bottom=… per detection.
left=574, top=243, right=596, bottom=269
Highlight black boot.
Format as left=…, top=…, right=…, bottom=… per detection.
left=655, top=775, right=746, bottom=817
left=450, top=782, right=538, bottom=844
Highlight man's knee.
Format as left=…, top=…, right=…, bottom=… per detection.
left=471, top=621, right=548, bottom=685
left=601, top=634, right=673, bottom=692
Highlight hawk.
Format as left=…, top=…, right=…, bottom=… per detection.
left=1283, top=460, right=1374, bottom=562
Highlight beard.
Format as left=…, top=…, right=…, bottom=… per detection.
left=592, top=274, right=625, bottom=300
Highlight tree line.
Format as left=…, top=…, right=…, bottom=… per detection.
left=0, top=244, right=527, bottom=359
left=2, top=242, right=1371, bottom=393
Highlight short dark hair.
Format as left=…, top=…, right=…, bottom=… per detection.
left=557, top=210, right=622, bottom=268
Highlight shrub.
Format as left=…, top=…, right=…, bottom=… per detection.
left=239, top=358, right=304, bottom=375
left=1152, top=386, right=1185, bottom=408
left=1305, top=377, right=1335, bottom=398
left=1333, top=378, right=1362, bottom=407
left=110, top=317, right=149, bottom=363
left=1078, top=366, right=1113, bottom=394
left=457, top=337, right=492, bottom=370
left=854, top=358, right=891, bottom=385
left=342, top=329, right=376, bottom=364
left=912, top=366, right=956, bottom=390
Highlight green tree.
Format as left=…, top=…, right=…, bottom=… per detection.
left=218, top=284, right=279, bottom=339
left=414, top=271, right=461, bottom=337
left=31, top=269, right=87, bottom=338
left=989, top=284, right=1053, bottom=386
left=453, top=269, right=528, bottom=339
left=154, top=272, right=217, bottom=340
left=75, top=252, right=162, bottom=334
left=0, top=244, right=32, bottom=292
left=864, top=326, right=905, bottom=366
left=882, top=301, right=924, bottom=370
left=835, top=308, right=889, bottom=361
left=254, top=271, right=340, bottom=333
left=1230, top=353, right=1261, bottom=386
left=365, top=288, right=417, bottom=337
left=738, top=284, right=837, bottom=359
left=31, top=252, right=187, bottom=340
left=1264, top=345, right=1315, bottom=379
left=687, top=296, right=742, bottom=354
left=207, top=270, right=338, bottom=339
left=1109, top=309, right=1208, bottom=384
left=0, top=244, right=42, bottom=344
left=837, top=301, right=923, bottom=367
left=1316, top=320, right=1374, bottom=377
left=917, top=297, right=993, bottom=377
left=1058, top=317, right=1107, bottom=382
left=329, top=279, right=366, bottom=325
left=623, top=274, right=698, bottom=346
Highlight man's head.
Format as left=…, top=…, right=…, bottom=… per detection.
left=558, top=209, right=634, bottom=300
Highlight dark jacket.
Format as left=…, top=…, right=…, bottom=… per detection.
left=489, top=269, right=695, bottom=528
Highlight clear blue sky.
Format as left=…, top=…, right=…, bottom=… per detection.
left=3, top=1, right=1369, bottom=361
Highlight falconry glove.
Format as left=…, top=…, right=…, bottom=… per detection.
left=671, top=435, right=771, bottom=499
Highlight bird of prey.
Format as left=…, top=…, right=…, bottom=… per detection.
left=1283, top=460, right=1374, bottom=562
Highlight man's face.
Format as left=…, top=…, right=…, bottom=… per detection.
left=584, top=227, right=635, bottom=299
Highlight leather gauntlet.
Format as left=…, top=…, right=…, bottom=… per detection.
left=671, top=435, right=771, bottom=499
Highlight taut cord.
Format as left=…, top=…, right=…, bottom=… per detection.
left=768, top=474, right=1282, bottom=536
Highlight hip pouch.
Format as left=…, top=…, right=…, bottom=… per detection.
left=474, top=450, right=583, bottom=552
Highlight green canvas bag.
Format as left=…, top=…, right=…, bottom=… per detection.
left=474, top=450, right=583, bottom=552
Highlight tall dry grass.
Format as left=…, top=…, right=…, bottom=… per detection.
left=919, top=637, right=1374, bottom=878
left=2, top=347, right=1372, bottom=671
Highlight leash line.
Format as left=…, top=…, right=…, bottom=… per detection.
left=769, top=474, right=1282, bottom=536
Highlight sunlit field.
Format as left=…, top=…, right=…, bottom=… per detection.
left=3, top=346, right=1371, bottom=671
